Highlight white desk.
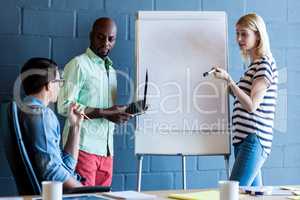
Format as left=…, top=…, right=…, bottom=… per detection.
left=0, top=188, right=297, bottom=200
left=147, top=189, right=294, bottom=199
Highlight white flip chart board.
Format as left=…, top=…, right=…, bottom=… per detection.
left=135, top=11, right=230, bottom=155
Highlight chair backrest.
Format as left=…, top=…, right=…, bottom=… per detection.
left=0, top=101, right=41, bottom=195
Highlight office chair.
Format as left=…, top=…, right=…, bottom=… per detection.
left=0, top=101, right=110, bottom=195
left=0, top=101, right=41, bottom=195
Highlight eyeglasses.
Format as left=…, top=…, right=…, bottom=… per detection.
left=51, top=79, right=65, bottom=87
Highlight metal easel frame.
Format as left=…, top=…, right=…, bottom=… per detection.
left=136, top=153, right=230, bottom=192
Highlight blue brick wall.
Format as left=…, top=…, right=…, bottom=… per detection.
left=0, top=0, right=298, bottom=196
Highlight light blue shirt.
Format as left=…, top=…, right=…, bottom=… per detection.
left=20, top=96, right=78, bottom=183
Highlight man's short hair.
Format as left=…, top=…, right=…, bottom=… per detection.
left=21, top=57, right=58, bottom=95
left=92, top=17, right=115, bottom=30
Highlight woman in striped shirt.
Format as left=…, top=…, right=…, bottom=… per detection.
left=213, top=13, right=278, bottom=186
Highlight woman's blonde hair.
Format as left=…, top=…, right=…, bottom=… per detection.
left=236, top=13, right=272, bottom=60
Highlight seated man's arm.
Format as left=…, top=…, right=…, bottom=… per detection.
left=63, top=177, right=82, bottom=189
left=21, top=108, right=82, bottom=188
left=64, top=104, right=83, bottom=161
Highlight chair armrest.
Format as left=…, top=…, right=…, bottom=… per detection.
left=64, top=186, right=111, bottom=194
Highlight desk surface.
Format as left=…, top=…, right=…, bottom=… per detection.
left=0, top=188, right=295, bottom=200
left=146, top=189, right=293, bottom=199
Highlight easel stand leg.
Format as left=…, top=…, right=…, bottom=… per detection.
left=182, top=155, right=187, bottom=190
left=137, top=155, right=143, bottom=192
left=224, top=155, right=230, bottom=180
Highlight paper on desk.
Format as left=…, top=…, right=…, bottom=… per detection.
left=168, top=190, right=219, bottom=200
left=277, top=185, right=300, bottom=200
left=280, top=185, right=300, bottom=191
left=288, top=196, right=300, bottom=200
left=103, top=191, right=156, bottom=200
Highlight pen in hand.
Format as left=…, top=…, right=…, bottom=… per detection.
left=203, top=68, right=216, bottom=77
left=80, top=113, right=91, bottom=120
left=71, top=104, right=91, bottom=120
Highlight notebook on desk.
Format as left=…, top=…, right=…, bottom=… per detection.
left=168, top=190, right=219, bottom=200
left=103, top=190, right=156, bottom=200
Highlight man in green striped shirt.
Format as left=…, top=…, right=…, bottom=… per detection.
left=57, top=17, right=132, bottom=186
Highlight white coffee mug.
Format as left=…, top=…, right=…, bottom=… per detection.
left=219, top=180, right=239, bottom=200
left=42, top=181, right=62, bottom=200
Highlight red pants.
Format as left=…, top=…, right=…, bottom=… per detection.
left=76, top=150, right=113, bottom=186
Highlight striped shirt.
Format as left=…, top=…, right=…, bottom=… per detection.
left=232, top=56, right=278, bottom=155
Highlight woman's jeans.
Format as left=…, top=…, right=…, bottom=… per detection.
left=230, top=133, right=268, bottom=186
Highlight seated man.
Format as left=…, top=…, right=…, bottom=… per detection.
left=19, top=57, right=83, bottom=189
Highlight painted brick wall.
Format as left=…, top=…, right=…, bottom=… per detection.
left=0, top=0, right=297, bottom=196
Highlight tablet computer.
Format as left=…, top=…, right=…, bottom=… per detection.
left=125, top=70, right=148, bottom=115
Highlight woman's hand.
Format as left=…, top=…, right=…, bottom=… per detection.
left=68, top=103, right=83, bottom=128
left=212, top=67, right=231, bottom=82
